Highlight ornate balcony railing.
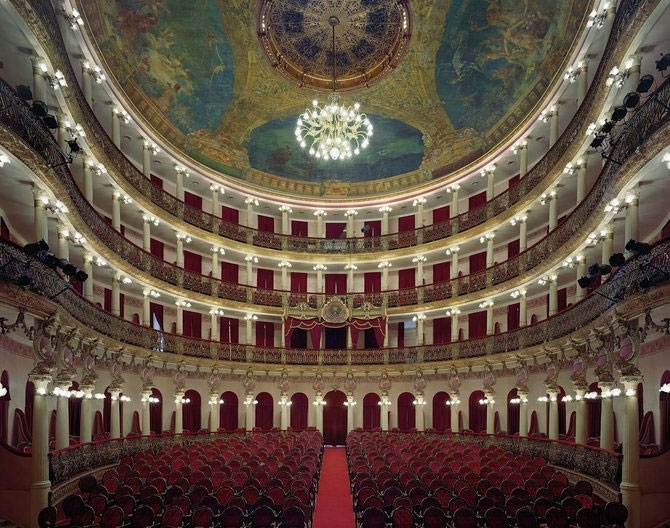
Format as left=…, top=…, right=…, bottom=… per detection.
left=1, top=69, right=668, bottom=308
left=10, top=0, right=657, bottom=254
left=1, top=236, right=667, bottom=366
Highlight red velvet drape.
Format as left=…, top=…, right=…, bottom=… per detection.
left=396, top=322, right=404, bottom=348
left=468, top=311, right=487, bottom=338
left=219, top=391, right=238, bottom=431
left=433, top=262, right=451, bottom=283
left=507, top=303, right=520, bottom=331
left=311, top=325, right=322, bottom=349
left=0, top=371, right=10, bottom=443
left=432, top=205, right=450, bottom=224
left=362, top=393, right=381, bottom=430
left=326, top=222, right=346, bottom=238
left=68, top=381, right=81, bottom=437
left=182, top=389, right=201, bottom=432
left=660, top=371, right=670, bottom=446
left=397, top=392, right=416, bottom=431
left=24, top=381, right=33, bottom=436
left=150, top=238, right=164, bottom=259
left=398, top=215, right=415, bottom=232
left=507, top=239, right=520, bottom=258
left=150, top=175, right=163, bottom=188
left=257, top=215, right=275, bottom=233
left=508, top=175, right=520, bottom=188
left=558, top=288, right=568, bottom=312
left=433, top=317, right=450, bottom=344
left=219, top=317, right=239, bottom=343
left=149, top=302, right=164, bottom=330
left=363, top=220, right=381, bottom=237
left=290, top=272, right=308, bottom=293
left=507, top=388, right=520, bottom=435
left=398, top=268, right=415, bottom=289
left=469, top=251, right=487, bottom=273
left=432, top=391, right=451, bottom=432
left=182, top=310, right=202, bottom=338
left=256, top=321, right=275, bottom=347
left=221, top=262, right=238, bottom=284
left=364, top=272, right=381, bottom=292
left=290, top=393, right=309, bottom=431
left=469, top=191, right=487, bottom=210
left=323, top=391, right=347, bottom=445
left=150, top=388, right=162, bottom=434
left=0, top=217, right=10, bottom=240
left=184, top=191, right=202, bottom=209
left=256, top=268, right=274, bottom=289
left=291, top=220, right=308, bottom=237
left=222, top=205, right=239, bottom=224
left=103, top=289, right=125, bottom=318
left=183, top=250, right=202, bottom=273
left=469, top=390, right=486, bottom=433
left=325, top=274, right=347, bottom=295
left=587, top=382, right=602, bottom=438
left=255, top=392, right=273, bottom=431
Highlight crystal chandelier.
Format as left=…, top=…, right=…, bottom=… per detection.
left=295, top=16, right=372, bottom=161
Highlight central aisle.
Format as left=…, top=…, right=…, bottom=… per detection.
left=313, top=447, right=356, bottom=528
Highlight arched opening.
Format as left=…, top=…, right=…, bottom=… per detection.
left=362, top=393, right=381, bottom=430
left=397, top=392, right=415, bottom=431
left=507, top=388, right=520, bottom=435
left=220, top=391, right=238, bottom=431
left=290, top=392, right=309, bottom=431
left=660, top=370, right=670, bottom=447
left=255, top=392, right=274, bottom=431
left=323, top=390, right=347, bottom=445
left=468, top=390, right=486, bottom=433
left=587, top=381, right=602, bottom=440
left=150, top=388, right=163, bottom=434
left=183, top=389, right=201, bottom=432
left=432, top=391, right=451, bottom=432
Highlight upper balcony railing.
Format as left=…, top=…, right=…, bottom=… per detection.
left=1, top=236, right=667, bottom=366
left=11, top=0, right=658, bottom=254
left=1, top=66, right=668, bottom=308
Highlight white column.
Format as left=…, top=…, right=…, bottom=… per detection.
left=625, top=195, right=639, bottom=245
left=379, top=206, right=391, bottom=236
left=449, top=398, right=460, bottom=433
left=245, top=394, right=256, bottom=431
left=57, top=225, right=70, bottom=261
left=450, top=310, right=460, bottom=342
left=174, top=391, right=184, bottom=434
left=83, top=158, right=94, bottom=203
left=574, top=387, right=587, bottom=445
left=314, top=264, right=326, bottom=294
left=210, top=309, right=221, bottom=341
left=279, top=262, right=291, bottom=290
left=346, top=396, right=356, bottom=433
left=79, top=385, right=94, bottom=444
left=245, top=316, right=254, bottom=345
left=598, top=381, right=615, bottom=451
left=547, top=389, right=560, bottom=440
left=245, top=198, right=257, bottom=228
left=620, top=376, right=643, bottom=528
left=314, top=397, right=325, bottom=434
left=211, top=248, right=222, bottom=280
left=518, top=217, right=528, bottom=251
left=175, top=165, right=186, bottom=201
left=450, top=185, right=460, bottom=217
left=486, top=303, right=494, bottom=335
left=314, top=209, right=327, bottom=237
left=81, top=62, right=93, bottom=106
left=576, top=257, right=586, bottom=302
left=142, top=290, right=151, bottom=327
left=518, top=142, right=528, bottom=177
left=175, top=301, right=184, bottom=335
left=415, top=315, right=425, bottom=346
left=519, top=291, right=527, bottom=327
left=30, top=57, right=48, bottom=103
left=485, top=391, right=495, bottom=435
left=176, top=233, right=186, bottom=268
left=111, top=109, right=122, bottom=148
left=380, top=262, right=390, bottom=290
left=142, top=215, right=153, bottom=251
left=29, top=373, right=51, bottom=528
left=83, top=254, right=94, bottom=301
left=414, top=396, right=425, bottom=431
left=346, top=210, right=357, bottom=239
left=577, top=62, right=588, bottom=107
left=142, top=141, right=152, bottom=178
left=111, top=276, right=121, bottom=317
left=109, top=388, right=122, bottom=438
left=380, top=396, right=390, bottom=431
left=112, top=191, right=122, bottom=231
left=279, top=205, right=292, bottom=236
left=54, top=379, right=71, bottom=450
left=518, top=391, right=528, bottom=437
left=211, top=185, right=222, bottom=216
left=33, top=190, right=48, bottom=244
left=548, top=275, right=558, bottom=316
left=485, top=234, right=495, bottom=267
left=481, top=166, right=495, bottom=201
left=414, top=198, right=426, bottom=227
left=57, top=112, right=69, bottom=151
left=279, top=398, right=290, bottom=431
left=549, top=107, right=559, bottom=146
left=548, top=191, right=558, bottom=231
left=245, top=256, right=255, bottom=286
left=601, top=229, right=614, bottom=265
left=623, top=57, right=641, bottom=96
left=209, top=393, right=221, bottom=432
left=576, top=160, right=587, bottom=203
left=141, top=389, right=152, bottom=435
left=450, top=248, right=459, bottom=279
left=414, top=256, right=425, bottom=286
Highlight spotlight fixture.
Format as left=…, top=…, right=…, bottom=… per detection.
left=42, top=114, right=59, bottom=129
left=609, top=253, right=626, bottom=267
left=656, top=53, right=670, bottom=74
left=623, top=92, right=641, bottom=109
left=611, top=106, right=627, bottom=122
left=31, top=100, right=49, bottom=118
left=636, top=74, right=654, bottom=93
left=24, top=240, right=49, bottom=256
left=66, top=138, right=81, bottom=154
left=16, top=84, right=32, bottom=101
left=625, top=239, right=652, bottom=255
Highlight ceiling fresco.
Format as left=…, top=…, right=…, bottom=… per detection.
left=80, top=0, right=588, bottom=196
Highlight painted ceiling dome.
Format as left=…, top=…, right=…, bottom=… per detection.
left=79, top=0, right=588, bottom=197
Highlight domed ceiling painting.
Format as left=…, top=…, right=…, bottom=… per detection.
left=80, top=0, right=587, bottom=197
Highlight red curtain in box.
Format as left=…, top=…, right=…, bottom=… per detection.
left=398, top=215, right=415, bottom=232
left=326, top=222, right=346, bottom=239
left=507, top=388, right=520, bottom=435
left=219, top=317, right=239, bottom=343
left=469, top=390, right=486, bottom=433
left=397, top=322, right=405, bottom=348
left=184, top=191, right=202, bottom=209
left=222, top=205, right=239, bottom=224
left=587, top=382, right=602, bottom=438
left=183, top=389, right=201, bottom=432
left=468, top=311, right=487, bottom=338
left=432, top=392, right=451, bottom=432
left=398, top=268, right=415, bottom=289
left=221, top=262, right=238, bottom=284
left=290, top=329, right=308, bottom=348
left=507, top=302, right=520, bottom=331
left=257, top=215, right=275, bottom=233
left=325, top=274, right=347, bottom=295
left=433, top=317, right=451, bottom=344
left=256, top=268, right=274, bottom=289
left=150, top=175, right=163, bottom=188
left=290, top=393, right=309, bottom=431
left=0, top=217, right=10, bottom=240
left=291, top=220, right=308, bottom=237
left=432, top=205, right=450, bottom=225
left=103, top=288, right=125, bottom=318
left=149, top=302, right=164, bottom=330
left=362, top=393, right=381, bottom=431
left=183, top=310, right=202, bottom=338
left=290, top=272, right=308, bottom=293
left=255, top=392, right=273, bottom=431
left=364, top=272, right=381, bottom=293
left=558, top=288, right=568, bottom=312
left=183, top=250, right=202, bottom=274
left=433, top=262, right=450, bottom=283
left=285, top=316, right=385, bottom=349
left=363, top=220, right=381, bottom=238
left=469, top=251, right=487, bottom=273
left=508, top=175, right=520, bottom=188
left=150, top=238, right=164, bottom=259
left=219, top=391, right=238, bottom=431
left=256, top=321, right=275, bottom=347
left=507, top=239, right=520, bottom=258
left=469, top=191, right=487, bottom=210
left=397, top=392, right=416, bottom=431
left=149, top=388, right=162, bottom=434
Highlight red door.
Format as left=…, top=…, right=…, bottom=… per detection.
left=323, top=390, right=347, bottom=445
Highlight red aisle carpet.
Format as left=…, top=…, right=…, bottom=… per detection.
left=313, top=447, right=356, bottom=528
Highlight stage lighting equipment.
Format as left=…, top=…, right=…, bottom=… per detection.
left=625, top=239, right=652, bottom=255
left=24, top=240, right=49, bottom=256
left=609, top=253, right=626, bottom=267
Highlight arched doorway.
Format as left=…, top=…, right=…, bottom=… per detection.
left=323, top=390, right=347, bottom=445
left=255, top=392, right=274, bottom=431
left=432, top=392, right=451, bottom=432
left=362, top=393, right=381, bottom=430
left=397, top=392, right=415, bottom=431
left=150, top=388, right=163, bottom=434
left=220, top=391, right=238, bottom=431
left=507, top=388, right=520, bottom=435
left=468, top=390, right=486, bottom=433
left=290, top=392, right=308, bottom=431
left=183, top=389, right=201, bottom=432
